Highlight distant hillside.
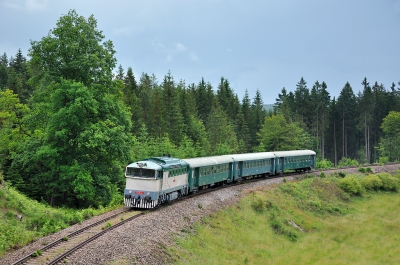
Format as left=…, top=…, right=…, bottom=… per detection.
left=263, top=104, right=274, bottom=112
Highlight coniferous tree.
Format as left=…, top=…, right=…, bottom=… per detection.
left=337, top=82, right=357, bottom=159
left=196, top=77, right=213, bottom=121
left=123, top=67, right=141, bottom=134
left=8, top=49, right=32, bottom=103
left=160, top=72, right=184, bottom=144
left=115, top=64, right=124, bottom=81
left=249, top=89, right=266, bottom=149
left=294, top=77, right=311, bottom=129
left=206, top=97, right=238, bottom=155
left=357, top=77, right=373, bottom=163
left=137, top=73, right=154, bottom=130
left=0, top=53, right=8, bottom=90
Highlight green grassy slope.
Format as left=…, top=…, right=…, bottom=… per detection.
left=0, top=175, right=118, bottom=257
left=169, top=172, right=400, bottom=265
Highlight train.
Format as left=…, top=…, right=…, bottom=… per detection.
left=124, top=150, right=316, bottom=208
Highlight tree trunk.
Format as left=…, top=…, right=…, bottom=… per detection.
left=342, top=113, right=345, bottom=158
left=334, top=120, right=337, bottom=166
left=50, top=187, right=55, bottom=207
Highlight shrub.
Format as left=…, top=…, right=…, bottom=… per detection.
left=366, top=167, right=373, bottom=173
left=358, top=167, right=366, bottom=173
left=338, top=157, right=359, bottom=167
left=377, top=173, right=399, bottom=191
left=316, top=159, right=334, bottom=169
left=361, top=175, right=382, bottom=190
left=251, top=197, right=265, bottom=213
left=319, top=172, right=326, bottom=178
left=339, top=176, right=363, bottom=195
left=338, top=172, right=346, bottom=178
left=378, top=156, right=389, bottom=165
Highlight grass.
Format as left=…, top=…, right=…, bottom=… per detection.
left=169, top=173, right=400, bottom=265
left=0, top=174, right=122, bottom=257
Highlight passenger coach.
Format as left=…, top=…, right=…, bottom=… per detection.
left=273, top=150, right=316, bottom=174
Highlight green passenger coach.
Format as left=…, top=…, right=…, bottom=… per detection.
left=273, top=150, right=316, bottom=174
left=182, top=156, right=234, bottom=193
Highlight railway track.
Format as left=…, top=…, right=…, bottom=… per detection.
left=8, top=162, right=399, bottom=265
left=10, top=208, right=140, bottom=265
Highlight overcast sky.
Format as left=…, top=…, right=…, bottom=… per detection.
left=1, top=0, right=399, bottom=103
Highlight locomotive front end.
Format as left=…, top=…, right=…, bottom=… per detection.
left=124, top=161, right=162, bottom=209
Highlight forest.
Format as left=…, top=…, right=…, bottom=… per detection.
left=0, top=10, right=399, bottom=208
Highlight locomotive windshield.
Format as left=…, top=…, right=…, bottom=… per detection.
left=126, top=167, right=156, bottom=179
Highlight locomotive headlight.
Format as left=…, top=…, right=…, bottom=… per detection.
left=147, top=192, right=150, bottom=195
left=129, top=190, right=132, bottom=194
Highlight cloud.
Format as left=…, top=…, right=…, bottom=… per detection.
left=114, top=26, right=144, bottom=37
left=2, top=0, right=47, bottom=11
left=114, top=26, right=132, bottom=36
left=175, top=42, right=187, bottom=52
left=153, top=40, right=196, bottom=63
left=25, top=0, right=47, bottom=11
left=189, top=52, right=199, bottom=62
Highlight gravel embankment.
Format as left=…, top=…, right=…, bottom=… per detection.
left=1, top=164, right=399, bottom=265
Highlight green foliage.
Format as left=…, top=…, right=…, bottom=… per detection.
left=316, top=159, right=334, bottom=169
left=250, top=196, right=265, bottom=213
left=29, top=9, right=116, bottom=87
left=338, top=157, right=359, bottom=167
left=258, top=114, right=314, bottom=151
left=31, top=249, right=43, bottom=257
left=0, top=183, right=116, bottom=256
left=1, top=10, right=133, bottom=208
left=378, top=111, right=400, bottom=162
left=376, top=173, right=399, bottom=191
left=358, top=167, right=367, bottom=173
left=361, top=175, right=382, bottom=190
left=102, top=222, right=112, bottom=230
left=319, top=172, right=326, bottom=178
left=338, top=176, right=363, bottom=195
left=366, top=167, right=373, bottom=173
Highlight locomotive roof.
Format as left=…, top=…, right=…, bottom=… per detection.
left=223, top=152, right=275, bottom=161
left=126, top=160, right=163, bottom=170
left=127, top=156, right=188, bottom=170
left=182, top=156, right=234, bottom=168
left=272, top=150, right=316, bottom=157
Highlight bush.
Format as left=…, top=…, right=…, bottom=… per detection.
left=338, top=157, right=359, bottom=167
left=338, top=172, right=346, bottom=178
left=361, top=175, right=382, bottom=190
left=366, top=167, right=373, bottom=173
left=378, top=156, right=389, bottom=165
left=339, top=176, right=363, bottom=195
left=316, top=159, right=334, bottom=169
left=251, top=197, right=265, bottom=213
left=376, top=173, right=399, bottom=191
left=319, top=172, right=326, bottom=178
left=358, top=167, right=366, bottom=173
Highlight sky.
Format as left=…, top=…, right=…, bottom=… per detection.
left=1, top=0, right=399, bottom=103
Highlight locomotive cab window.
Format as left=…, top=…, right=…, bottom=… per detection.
left=126, top=167, right=156, bottom=179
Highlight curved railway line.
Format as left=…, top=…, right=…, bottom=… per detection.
left=10, top=209, right=139, bottom=265
left=5, top=163, right=400, bottom=265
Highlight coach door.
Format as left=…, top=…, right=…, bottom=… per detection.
left=279, top=157, right=284, bottom=173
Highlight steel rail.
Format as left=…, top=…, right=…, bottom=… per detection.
left=10, top=208, right=132, bottom=265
